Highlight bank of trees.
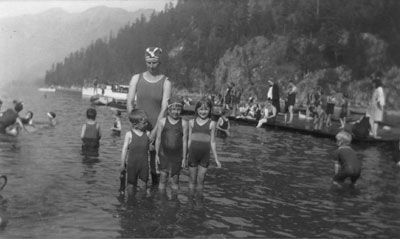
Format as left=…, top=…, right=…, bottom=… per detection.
left=45, top=0, right=400, bottom=100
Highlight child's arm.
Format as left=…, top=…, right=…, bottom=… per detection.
left=188, top=119, right=194, bottom=150
left=120, top=132, right=131, bottom=172
left=97, top=124, right=102, bottom=140
left=210, top=121, right=221, bottom=168
left=155, top=118, right=166, bottom=165
left=80, top=124, right=86, bottom=140
left=182, top=119, right=189, bottom=168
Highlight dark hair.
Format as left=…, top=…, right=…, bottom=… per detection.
left=128, top=109, right=148, bottom=125
left=14, top=102, right=23, bottom=112
left=194, top=97, right=212, bottom=118
left=86, top=108, right=97, bottom=120
left=373, top=79, right=383, bottom=88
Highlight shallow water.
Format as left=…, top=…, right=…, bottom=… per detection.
left=0, top=86, right=400, bottom=238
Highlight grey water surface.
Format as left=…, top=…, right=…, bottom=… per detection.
left=0, top=86, right=399, bottom=238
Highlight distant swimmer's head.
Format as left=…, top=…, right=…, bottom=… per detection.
left=86, top=108, right=96, bottom=120
left=47, top=112, right=56, bottom=119
left=336, top=130, right=352, bottom=146
left=129, top=109, right=148, bottom=131
left=14, top=101, right=23, bottom=112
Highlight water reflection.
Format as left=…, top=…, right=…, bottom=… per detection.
left=0, top=86, right=399, bottom=238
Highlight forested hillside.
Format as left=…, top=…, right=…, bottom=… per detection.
left=44, top=0, right=400, bottom=109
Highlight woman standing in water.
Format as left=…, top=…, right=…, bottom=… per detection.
left=127, top=47, right=171, bottom=186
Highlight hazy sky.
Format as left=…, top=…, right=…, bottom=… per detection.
left=0, top=0, right=173, bottom=19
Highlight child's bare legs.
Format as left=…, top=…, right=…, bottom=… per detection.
left=188, top=166, right=198, bottom=196
left=196, top=166, right=208, bottom=195
left=326, top=114, right=332, bottom=127
left=288, top=105, right=293, bottom=123
left=340, top=117, right=346, bottom=128
left=256, top=118, right=267, bottom=128
left=170, top=174, right=179, bottom=200
left=158, top=171, right=168, bottom=194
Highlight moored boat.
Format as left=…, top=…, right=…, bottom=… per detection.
left=82, top=84, right=128, bottom=101
left=38, top=87, right=56, bottom=92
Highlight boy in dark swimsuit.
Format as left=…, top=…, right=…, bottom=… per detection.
left=120, top=109, right=151, bottom=196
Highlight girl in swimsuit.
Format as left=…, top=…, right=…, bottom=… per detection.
left=188, top=98, right=221, bottom=198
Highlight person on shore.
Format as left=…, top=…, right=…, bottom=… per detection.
left=284, top=80, right=297, bottom=124
left=325, top=91, right=336, bottom=127
left=313, top=103, right=326, bottom=130
left=120, top=109, right=151, bottom=196
left=111, top=111, right=122, bottom=136
left=223, top=82, right=234, bottom=110
left=339, top=93, right=349, bottom=129
left=332, top=131, right=361, bottom=188
left=81, top=108, right=101, bottom=157
left=267, top=79, right=280, bottom=113
left=370, top=75, right=385, bottom=138
left=155, top=97, right=188, bottom=198
left=188, top=98, right=221, bottom=199
left=351, top=113, right=371, bottom=139
left=216, top=109, right=230, bottom=138
left=127, top=47, right=171, bottom=186
left=0, top=101, right=24, bottom=136
left=257, top=98, right=277, bottom=128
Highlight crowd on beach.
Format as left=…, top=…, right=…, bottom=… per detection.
left=215, top=72, right=387, bottom=141
left=0, top=46, right=397, bottom=219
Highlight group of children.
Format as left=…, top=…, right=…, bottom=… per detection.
left=122, top=97, right=221, bottom=198
left=96, top=96, right=222, bottom=199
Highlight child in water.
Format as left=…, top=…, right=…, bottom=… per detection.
left=111, top=111, right=122, bottom=136
left=120, top=109, right=151, bottom=195
left=332, top=131, right=362, bottom=187
left=155, top=97, right=188, bottom=197
left=47, top=112, right=57, bottom=127
left=81, top=108, right=102, bottom=157
left=216, top=109, right=230, bottom=138
left=188, top=98, right=221, bottom=198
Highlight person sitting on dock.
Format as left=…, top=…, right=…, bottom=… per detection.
left=332, top=131, right=361, bottom=188
left=351, top=113, right=371, bottom=139
left=284, top=80, right=297, bottom=124
left=313, top=103, right=326, bottom=131
left=257, top=98, right=277, bottom=128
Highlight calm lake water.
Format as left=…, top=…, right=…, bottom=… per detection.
left=0, top=85, right=400, bottom=238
